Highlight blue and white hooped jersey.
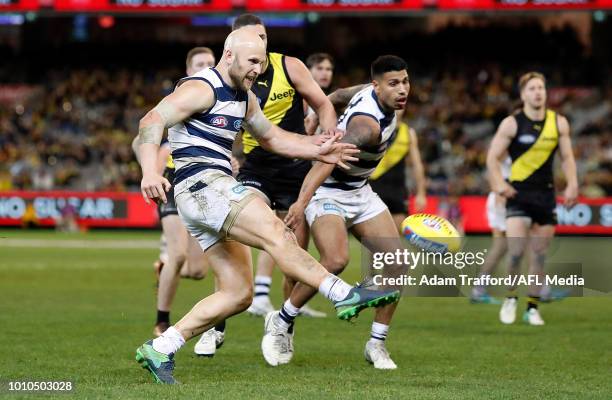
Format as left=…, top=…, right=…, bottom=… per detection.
left=322, top=86, right=397, bottom=190
left=168, top=68, right=248, bottom=186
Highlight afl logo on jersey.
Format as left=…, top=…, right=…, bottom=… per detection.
left=211, top=116, right=228, bottom=128
left=518, top=134, right=536, bottom=144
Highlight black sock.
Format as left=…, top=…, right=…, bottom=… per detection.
left=527, top=296, right=540, bottom=310
left=157, top=310, right=170, bottom=325
left=214, top=320, right=226, bottom=333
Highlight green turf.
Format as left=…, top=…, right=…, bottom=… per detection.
left=1, top=230, right=610, bottom=399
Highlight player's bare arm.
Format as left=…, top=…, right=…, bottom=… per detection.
left=328, top=84, right=370, bottom=109
left=487, top=116, right=518, bottom=198
left=284, top=114, right=380, bottom=229
left=408, top=127, right=427, bottom=212
left=242, top=91, right=358, bottom=166
left=137, top=80, right=215, bottom=204
left=285, top=56, right=337, bottom=132
left=557, top=114, right=578, bottom=207
left=156, top=143, right=172, bottom=175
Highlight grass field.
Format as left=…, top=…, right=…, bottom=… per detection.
left=1, top=229, right=611, bottom=399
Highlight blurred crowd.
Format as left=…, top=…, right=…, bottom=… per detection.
left=1, top=63, right=610, bottom=197
left=0, top=68, right=181, bottom=192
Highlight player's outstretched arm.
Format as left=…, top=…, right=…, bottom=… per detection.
left=285, top=56, right=337, bottom=132
left=137, top=80, right=215, bottom=204
left=557, top=114, right=578, bottom=206
left=487, top=116, right=518, bottom=199
left=408, top=127, right=427, bottom=212
left=243, top=91, right=358, bottom=166
left=284, top=161, right=335, bottom=230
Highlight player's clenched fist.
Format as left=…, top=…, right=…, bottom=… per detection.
left=141, top=173, right=172, bottom=204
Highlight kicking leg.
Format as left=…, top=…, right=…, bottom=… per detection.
left=261, top=214, right=349, bottom=366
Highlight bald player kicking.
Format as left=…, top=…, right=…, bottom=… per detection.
left=261, top=55, right=411, bottom=370
left=133, top=28, right=400, bottom=384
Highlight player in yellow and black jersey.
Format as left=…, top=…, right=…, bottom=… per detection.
left=370, top=109, right=427, bottom=231
left=487, top=72, right=578, bottom=326
left=231, top=15, right=339, bottom=317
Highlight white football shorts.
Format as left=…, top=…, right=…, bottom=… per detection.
left=305, top=183, right=388, bottom=228
left=175, top=169, right=255, bottom=250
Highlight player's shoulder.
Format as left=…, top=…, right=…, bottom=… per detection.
left=498, top=114, right=519, bottom=136
left=553, top=111, right=570, bottom=134
left=281, top=54, right=311, bottom=83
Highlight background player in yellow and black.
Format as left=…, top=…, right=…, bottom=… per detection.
left=487, top=71, right=578, bottom=326
left=370, top=106, right=427, bottom=230
left=230, top=14, right=340, bottom=316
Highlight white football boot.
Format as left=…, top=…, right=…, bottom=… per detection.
left=523, top=308, right=545, bottom=326
left=499, top=297, right=518, bottom=324
left=261, top=311, right=294, bottom=366
left=194, top=328, right=225, bottom=357
left=364, top=340, right=397, bottom=370
left=247, top=296, right=275, bottom=317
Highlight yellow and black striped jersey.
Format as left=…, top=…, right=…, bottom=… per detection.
left=509, top=109, right=559, bottom=190
left=240, top=52, right=310, bottom=178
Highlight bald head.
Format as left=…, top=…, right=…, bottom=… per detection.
left=224, top=27, right=266, bottom=54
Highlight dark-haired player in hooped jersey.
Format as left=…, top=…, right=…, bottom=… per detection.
left=229, top=15, right=340, bottom=319
left=262, top=55, right=410, bottom=370
left=487, top=72, right=578, bottom=326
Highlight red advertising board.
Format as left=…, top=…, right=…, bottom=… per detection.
left=52, top=0, right=231, bottom=11
left=437, top=0, right=602, bottom=9
left=0, top=191, right=158, bottom=228
left=2, top=0, right=609, bottom=11
left=246, top=0, right=423, bottom=11
left=411, top=196, right=612, bottom=234
left=247, top=0, right=611, bottom=9
left=1, top=191, right=610, bottom=233
left=0, top=0, right=40, bottom=11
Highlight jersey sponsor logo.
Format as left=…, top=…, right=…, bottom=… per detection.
left=269, top=88, right=295, bottom=102
left=518, top=134, right=536, bottom=144
left=211, top=116, right=228, bottom=128
left=234, top=120, right=242, bottom=130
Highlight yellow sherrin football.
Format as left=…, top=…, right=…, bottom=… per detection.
left=401, top=213, right=462, bottom=253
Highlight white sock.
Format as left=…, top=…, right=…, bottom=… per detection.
left=369, top=322, right=389, bottom=343
left=254, top=275, right=272, bottom=298
left=282, top=299, right=300, bottom=317
left=319, top=275, right=352, bottom=302
left=152, top=326, right=185, bottom=355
